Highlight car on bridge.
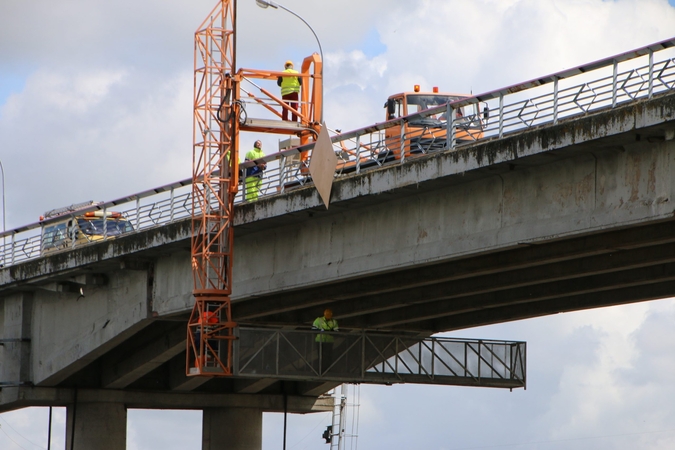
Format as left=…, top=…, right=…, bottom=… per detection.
left=40, top=201, right=134, bottom=255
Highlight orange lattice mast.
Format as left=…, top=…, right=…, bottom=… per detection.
left=187, top=0, right=239, bottom=376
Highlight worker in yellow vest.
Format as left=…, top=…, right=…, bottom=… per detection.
left=277, top=60, right=302, bottom=121
left=312, top=308, right=339, bottom=373
left=244, top=140, right=266, bottom=201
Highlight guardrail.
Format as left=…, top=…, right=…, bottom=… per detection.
left=1, top=38, right=673, bottom=269
left=233, top=327, right=526, bottom=388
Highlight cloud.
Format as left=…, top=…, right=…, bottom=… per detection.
left=1, top=0, right=675, bottom=449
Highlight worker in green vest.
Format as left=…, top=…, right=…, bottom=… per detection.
left=277, top=60, right=302, bottom=122
left=244, top=140, right=266, bottom=201
left=312, top=308, right=339, bottom=373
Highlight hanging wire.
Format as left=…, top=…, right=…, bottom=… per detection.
left=290, top=412, right=332, bottom=450
left=0, top=414, right=47, bottom=449
left=0, top=424, right=34, bottom=450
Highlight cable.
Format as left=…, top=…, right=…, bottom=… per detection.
left=0, top=425, right=35, bottom=450
left=0, top=416, right=46, bottom=449
left=236, top=100, right=247, bottom=125
left=289, top=412, right=331, bottom=450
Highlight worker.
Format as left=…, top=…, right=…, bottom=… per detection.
left=244, top=140, right=266, bottom=201
left=194, top=308, right=219, bottom=367
left=277, top=60, right=302, bottom=121
left=312, top=308, right=339, bottom=373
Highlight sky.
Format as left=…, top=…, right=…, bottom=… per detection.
left=1, top=0, right=675, bottom=448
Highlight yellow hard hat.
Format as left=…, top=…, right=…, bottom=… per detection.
left=285, top=60, right=293, bottom=68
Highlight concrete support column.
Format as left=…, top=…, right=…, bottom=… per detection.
left=1, top=292, right=33, bottom=385
left=203, top=407, right=263, bottom=450
left=65, top=401, right=127, bottom=450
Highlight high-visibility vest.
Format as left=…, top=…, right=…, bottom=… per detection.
left=313, top=317, right=338, bottom=343
left=280, top=68, right=301, bottom=96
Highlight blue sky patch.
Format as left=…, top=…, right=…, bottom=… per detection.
left=0, top=72, right=27, bottom=106
left=360, top=27, right=386, bottom=58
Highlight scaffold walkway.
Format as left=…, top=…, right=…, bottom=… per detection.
left=228, top=327, right=525, bottom=389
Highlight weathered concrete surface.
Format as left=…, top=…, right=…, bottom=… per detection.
left=66, top=402, right=126, bottom=450
left=203, top=408, right=262, bottom=450
left=0, top=387, right=333, bottom=412
left=31, top=269, right=150, bottom=386
left=0, top=92, right=674, bottom=411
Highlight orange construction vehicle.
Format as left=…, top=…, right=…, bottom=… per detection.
left=334, top=86, right=486, bottom=175
left=382, top=85, right=485, bottom=160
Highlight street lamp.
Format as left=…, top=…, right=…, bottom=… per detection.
left=255, top=0, right=324, bottom=121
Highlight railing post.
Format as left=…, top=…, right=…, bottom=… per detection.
left=361, top=330, right=366, bottom=379
left=10, top=233, right=15, bottom=265
left=170, top=187, right=175, bottom=223
left=279, top=155, right=287, bottom=194
left=612, top=59, right=618, bottom=108
left=450, top=107, right=457, bottom=150
left=399, top=121, right=405, bottom=164
left=38, top=224, right=44, bottom=257
left=431, top=339, right=435, bottom=379
left=464, top=342, right=468, bottom=377
left=135, top=197, right=140, bottom=230
left=355, top=135, right=361, bottom=174
left=553, top=76, right=559, bottom=125
left=478, top=340, right=482, bottom=380
left=445, top=103, right=451, bottom=151
left=102, top=205, right=108, bottom=239
left=395, top=337, right=399, bottom=375
left=498, top=93, right=504, bottom=138
left=648, top=49, right=654, bottom=99
left=276, top=330, right=280, bottom=375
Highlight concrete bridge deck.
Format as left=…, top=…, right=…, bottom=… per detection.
left=1, top=91, right=674, bottom=411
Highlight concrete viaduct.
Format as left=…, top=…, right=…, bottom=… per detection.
left=1, top=90, right=675, bottom=449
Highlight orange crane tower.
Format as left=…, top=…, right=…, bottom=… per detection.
left=186, top=0, right=323, bottom=376
left=186, top=0, right=239, bottom=376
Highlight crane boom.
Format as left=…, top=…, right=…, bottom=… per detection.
left=187, top=0, right=238, bottom=376
left=186, top=0, right=324, bottom=377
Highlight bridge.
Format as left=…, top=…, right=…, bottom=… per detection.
left=1, top=38, right=674, bottom=449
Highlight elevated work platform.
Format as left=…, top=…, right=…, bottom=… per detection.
left=240, top=117, right=313, bottom=135
left=191, top=327, right=526, bottom=389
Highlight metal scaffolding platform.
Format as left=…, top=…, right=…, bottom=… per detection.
left=225, top=327, right=526, bottom=389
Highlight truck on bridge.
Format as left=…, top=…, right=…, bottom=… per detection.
left=381, top=85, right=486, bottom=160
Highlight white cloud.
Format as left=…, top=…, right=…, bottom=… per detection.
left=1, top=0, right=675, bottom=449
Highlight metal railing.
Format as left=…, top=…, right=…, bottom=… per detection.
left=233, top=327, right=526, bottom=388
left=1, top=38, right=673, bottom=269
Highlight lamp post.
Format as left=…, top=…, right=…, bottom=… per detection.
left=255, top=0, right=324, bottom=121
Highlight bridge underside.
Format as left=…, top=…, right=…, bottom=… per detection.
left=238, top=217, right=675, bottom=332
left=1, top=93, right=675, bottom=410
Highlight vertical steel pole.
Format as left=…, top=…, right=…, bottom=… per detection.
left=498, top=93, right=504, bottom=138
left=170, top=186, right=175, bottom=222
left=135, top=197, right=140, bottom=230
left=399, top=121, right=405, bottom=164
left=612, top=59, right=618, bottom=108
left=355, top=135, right=361, bottom=174
left=648, top=49, right=654, bottom=99
left=102, top=205, right=108, bottom=239
left=279, top=154, right=286, bottom=193
left=553, top=76, right=559, bottom=124
left=450, top=107, right=456, bottom=150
